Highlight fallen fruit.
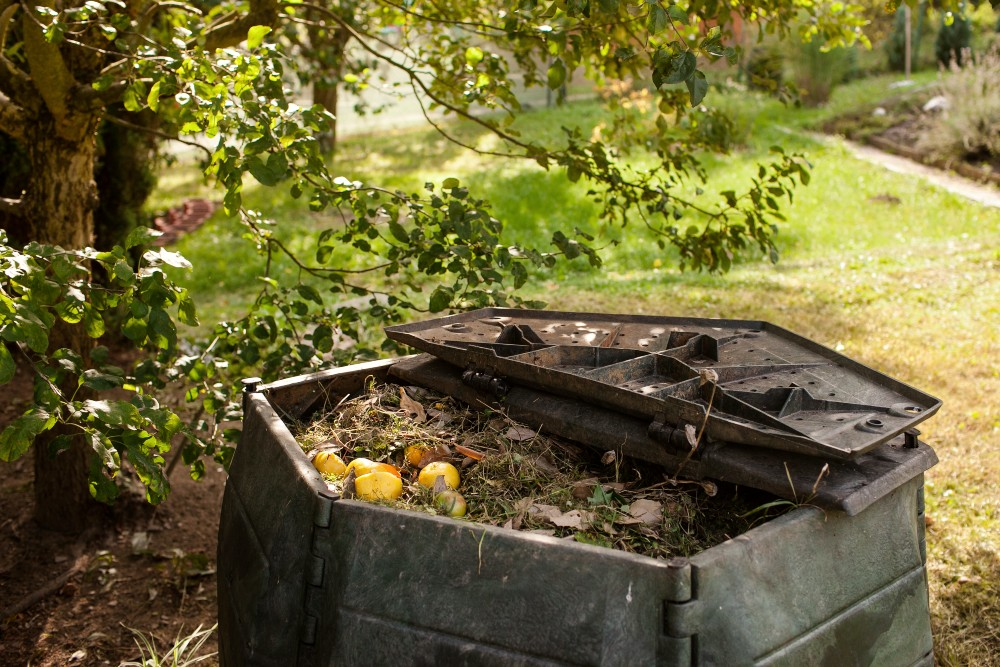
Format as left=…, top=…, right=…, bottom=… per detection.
left=354, top=470, right=404, bottom=501
left=434, top=490, right=467, bottom=517
left=312, top=451, right=347, bottom=477
left=345, top=458, right=400, bottom=479
left=418, top=461, right=460, bottom=489
left=404, top=444, right=430, bottom=467
left=374, top=462, right=402, bottom=478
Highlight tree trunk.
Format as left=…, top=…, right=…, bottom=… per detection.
left=313, top=79, right=340, bottom=154
left=24, top=111, right=106, bottom=532
left=306, top=20, right=349, bottom=155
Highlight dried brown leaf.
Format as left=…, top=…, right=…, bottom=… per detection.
left=506, top=425, right=536, bottom=442
left=531, top=454, right=560, bottom=477
left=432, top=475, right=448, bottom=495
left=627, top=499, right=663, bottom=525
left=455, top=444, right=485, bottom=461
left=571, top=477, right=600, bottom=500
left=684, top=424, right=698, bottom=448
left=512, top=497, right=534, bottom=530
left=549, top=509, right=594, bottom=529
left=399, top=387, right=426, bottom=423
left=341, top=469, right=357, bottom=499
left=601, top=450, right=617, bottom=465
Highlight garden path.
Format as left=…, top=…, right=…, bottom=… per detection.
left=841, top=138, right=1000, bottom=208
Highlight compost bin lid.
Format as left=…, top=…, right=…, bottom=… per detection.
left=385, top=308, right=941, bottom=461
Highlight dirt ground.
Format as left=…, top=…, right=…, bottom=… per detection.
left=0, top=357, right=224, bottom=667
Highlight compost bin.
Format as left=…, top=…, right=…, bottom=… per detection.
left=219, top=309, right=939, bottom=667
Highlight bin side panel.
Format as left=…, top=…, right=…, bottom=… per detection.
left=329, top=609, right=578, bottom=667
left=689, top=476, right=927, bottom=665
left=317, top=501, right=674, bottom=667
left=218, top=394, right=326, bottom=666
left=755, top=565, right=932, bottom=666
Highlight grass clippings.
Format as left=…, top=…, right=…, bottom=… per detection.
left=294, top=380, right=789, bottom=560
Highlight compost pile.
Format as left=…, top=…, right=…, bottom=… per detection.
left=295, top=380, right=786, bottom=559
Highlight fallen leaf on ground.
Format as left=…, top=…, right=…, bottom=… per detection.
left=399, top=387, right=426, bottom=422
left=550, top=509, right=594, bottom=529
left=627, top=499, right=663, bottom=525
left=506, top=425, right=536, bottom=441
left=529, top=504, right=594, bottom=529
left=455, top=444, right=485, bottom=461
left=571, top=477, right=600, bottom=499
left=531, top=454, right=560, bottom=476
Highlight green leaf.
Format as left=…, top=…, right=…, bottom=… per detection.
left=124, top=226, right=162, bottom=249
left=178, top=293, right=199, bottom=326
left=296, top=284, right=322, bottom=304
left=666, top=4, right=688, bottom=23
left=123, top=81, right=147, bottom=112
left=465, top=46, right=484, bottom=65
left=223, top=189, right=242, bottom=216
left=247, top=156, right=279, bottom=186
left=666, top=52, right=697, bottom=85
left=442, top=177, right=460, bottom=190
left=147, top=80, right=162, bottom=112
left=428, top=286, right=453, bottom=313
left=247, top=25, right=272, bottom=49
left=686, top=70, right=708, bottom=106
left=122, top=315, right=148, bottom=343
left=13, top=309, right=49, bottom=353
left=82, top=368, right=125, bottom=391
left=0, top=344, right=14, bottom=384
left=143, top=247, right=192, bottom=269
left=388, top=220, right=409, bottom=243
left=88, top=444, right=120, bottom=503
left=83, top=399, right=141, bottom=428
left=647, top=4, right=668, bottom=35
left=265, top=152, right=289, bottom=181
left=84, top=307, right=106, bottom=338
left=312, top=324, right=333, bottom=353
left=0, top=410, right=55, bottom=462
left=546, top=58, right=566, bottom=90
left=123, top=439, right=169, bottom=504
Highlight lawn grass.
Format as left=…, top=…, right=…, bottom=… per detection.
left=156, top=73, right=1000, bottom=664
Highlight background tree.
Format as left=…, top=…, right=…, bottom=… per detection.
left=0, top=0, right=874, bottom=531
left=936, top=5, right=973, bottom=66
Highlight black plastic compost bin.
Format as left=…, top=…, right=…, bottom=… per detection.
left=219, top=309, right=940, bottom=667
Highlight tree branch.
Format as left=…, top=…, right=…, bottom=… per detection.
left=72, top=79, right=129, bottom=108
left=0, top=3, right=36, bottom=107
left=22, top=0, right=80, bottom=137
left=202, top=0, right=280, bottom=51
left=0, top=89, right=29, bottom=139
left=102, top=113, right=213, bottom=160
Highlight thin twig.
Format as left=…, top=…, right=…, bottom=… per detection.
left=102, top=114, right=213, bottom=160
left=1, top=555, right=89, bottom=620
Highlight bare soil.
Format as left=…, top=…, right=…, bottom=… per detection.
left=820, top=97, right=1000, bottom=184
left=0, top=357, right=223, bottom=667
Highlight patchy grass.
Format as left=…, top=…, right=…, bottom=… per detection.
left=155, top=74, right=1000, bottom=664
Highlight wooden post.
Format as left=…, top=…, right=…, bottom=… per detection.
left=904, top=4, right=912, bottom=79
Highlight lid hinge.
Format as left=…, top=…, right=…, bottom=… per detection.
left=659, top=557, right=698, bottom=665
